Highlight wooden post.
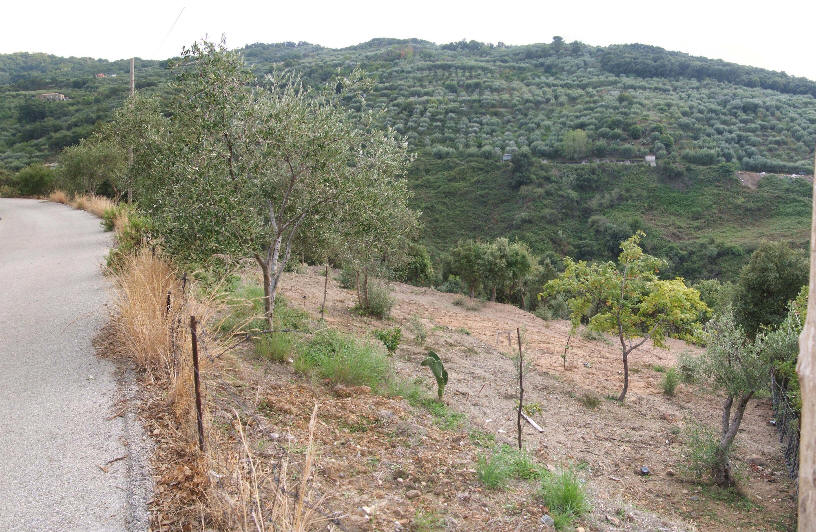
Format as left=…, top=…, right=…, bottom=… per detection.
left=165, top=291, right=171, bottom=318
left=189, top=316, right=205, bottom=452
left=321, top=264, right=329, bottom=320
left=798, top=151, right=816, bottom=531
left=517, top=327, right=524, bottom=450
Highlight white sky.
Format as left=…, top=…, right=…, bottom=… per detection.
left=2, top=0, right=815, bottom=81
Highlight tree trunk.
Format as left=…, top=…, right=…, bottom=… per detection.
left=257, top=258, right=274, bottom=332
left=320, top=264, right=328, bottom=320
left=469, top=285, right=475, bottom=299
left=798, top=150, right=816, bottom=530
left=491, top=286, right=496, bottom=302
left=714, top=393, right=751, bottom=487
left=618, top=348, right=630, bottom=401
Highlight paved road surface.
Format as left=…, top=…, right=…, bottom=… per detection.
left=0, top=199, right=150, bottom=531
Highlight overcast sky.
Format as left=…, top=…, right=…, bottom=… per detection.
left=3, top=0, right=815, bottom=81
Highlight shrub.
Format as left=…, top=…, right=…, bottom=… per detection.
left=452, top=295, right=483, bottom=311
left=437, top=275, right=465, bottom=294
left=101, top=206, right=120, bottom=231
left=373, top=327, right=402, bottom=355
left=535, top=293, right=571, bottom=320
left=295, top=329, right=390, bottom=390
left=677, top=351, right=699, bottom=383
left=579, top=393, right=600, bottom=409
left=662, top=368, right=679, bottom=396
left=408, top=315, right=427, bottom=345
left=105, top=210, right=153, bottom=270
left=338, top=266, right=357, bottom=289
left=355, top=280, right=394, bottom=319
left=14, top=164, right=54, bottom=196
left=538, top=469, right=589, bottom=530
left=682, top=422, right=722, bottom=482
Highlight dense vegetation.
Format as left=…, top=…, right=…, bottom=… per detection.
left=2, top=38, right=814, bottom=281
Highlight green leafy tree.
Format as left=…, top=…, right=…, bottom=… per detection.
left=136, top=41, right=413, bottom=330
left=97, top=94, right=168, bottom=202
left=735, top=242, right=808, bottom=337
left=58, top=138, right=126, bottom=195
left=542, top=232, right=708, bottom=401
left=448, top=240, right=486, bottom=298
left=696, top=309, right=772, bottom=486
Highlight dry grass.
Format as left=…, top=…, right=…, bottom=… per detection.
left=47, top=189, right=69, bottom=204
left=69, top=193, right=115, bottom=217
left=109, top=249, right=326, bottom=530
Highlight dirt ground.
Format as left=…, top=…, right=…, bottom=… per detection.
left=270, top=266, right=797, bottom=531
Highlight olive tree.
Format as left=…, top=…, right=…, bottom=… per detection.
left=137, top=41, right=413, bottom=330
left=697, top=309, right=771, bottom=486
left=542, top=232, right=708, bottom=401
left=58, top=138, right=126, bottom=195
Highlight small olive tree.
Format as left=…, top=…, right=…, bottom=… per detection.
left=697, top=309, right=771, bottom=487
left=542, top=232, right=708, bottom=401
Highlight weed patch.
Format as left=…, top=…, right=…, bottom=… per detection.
left=295, top=329, right=390, bottom=391
left=538, top=468, right=589, bottom=530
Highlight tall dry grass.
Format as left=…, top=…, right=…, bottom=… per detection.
left=70, top=193, right=115, bottom=217
left=47, top=189, right=69, bottom=204
left=111, top=248, right=324, bottom=530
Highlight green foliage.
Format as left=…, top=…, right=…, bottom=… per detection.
left=395, top=242, right=434, bottom=286
left=14, top=164, right=54, bottom=196
left=338, top=266, right=357, bottom=289
left=682, top=421, right=724, bottom=482
left=735, top=242, right=808, bottom=338
left=105, top=210, right=152, bottom=270
left=693, top=279, right=737, bottom=317
left=353, top=280, right=395, bottom=319
left=700, top=309, right=770, bottom=398
left=254, top=333, right=292, bottom=363
left=408, top=315, right=428, bottom=345
left=373, top=327, right=402, bottom=355
left=538, top=469, right=590, bottom=530
left=560, top=129, right=590, bottom=160
left=662, top=368, right=680, bottom=396
left=476, top=445, right=544, bottom=489
left=295, top=329, right=390, bottom=390
left=217, top=279, right=309, bottom=334
left=677, top=351, right=699, bottom=384
left=421, top=350, right=448, bottom=400
left=542, top=232, right=709, bottom=400
left=58, top=138, right=125, bottom=195
left=579, top=393, right=600, bottom=409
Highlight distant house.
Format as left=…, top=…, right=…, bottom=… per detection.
left=502, top=153, right=512, bottom=162
left=645, top=154, right=656, bottom=167
left=96, top=73, right=106, bottom=78
left=37, top=92, right=66, bottom=101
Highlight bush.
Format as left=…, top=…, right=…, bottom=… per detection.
left=14, top=164, right=54, bottom=196
left=682, top=422, right=723, bottom=482
left=355, top=280, right=395, bottom=319
left=408, top=315, right=427, bottom=345
left=535, top=293, right=570, bottom=320
left=295, top=329, right=390, bottom=390
left=337, top=266, right=357, bottom=289
left=538, top=469, right=589, bottom=530
left=373, top=327, right=402, bottom=355
left=437, top=275, right=465, bottom=294
left=105, top=210, right=153, bottom=270
left=662, top=368, right=680, bottom=396
left=677, top=351, right=699, bottom=383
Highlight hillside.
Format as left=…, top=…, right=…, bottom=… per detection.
left=146, top=264, right=796, bottom=530
left=2, top=39, right=814, bottom=278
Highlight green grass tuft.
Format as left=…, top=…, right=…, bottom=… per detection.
left=538, top=468, right=589, bottom=530
left=295, top=329, right=390, bottom=390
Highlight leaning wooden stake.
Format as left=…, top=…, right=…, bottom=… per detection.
left=517, top=327, right=524, bottom=450
left=189, top=315, right=206, bottom=452
left=321, top=264, right=329, bottom=320
left=798, top=151, right=816, bottom=531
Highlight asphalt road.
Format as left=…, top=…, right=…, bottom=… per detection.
left=0, top=198, right=151, bottom=531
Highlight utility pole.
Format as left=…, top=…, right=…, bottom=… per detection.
left=127, top=57, right=135, bottom=203
left=798, top=149, right=816, bottom=531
